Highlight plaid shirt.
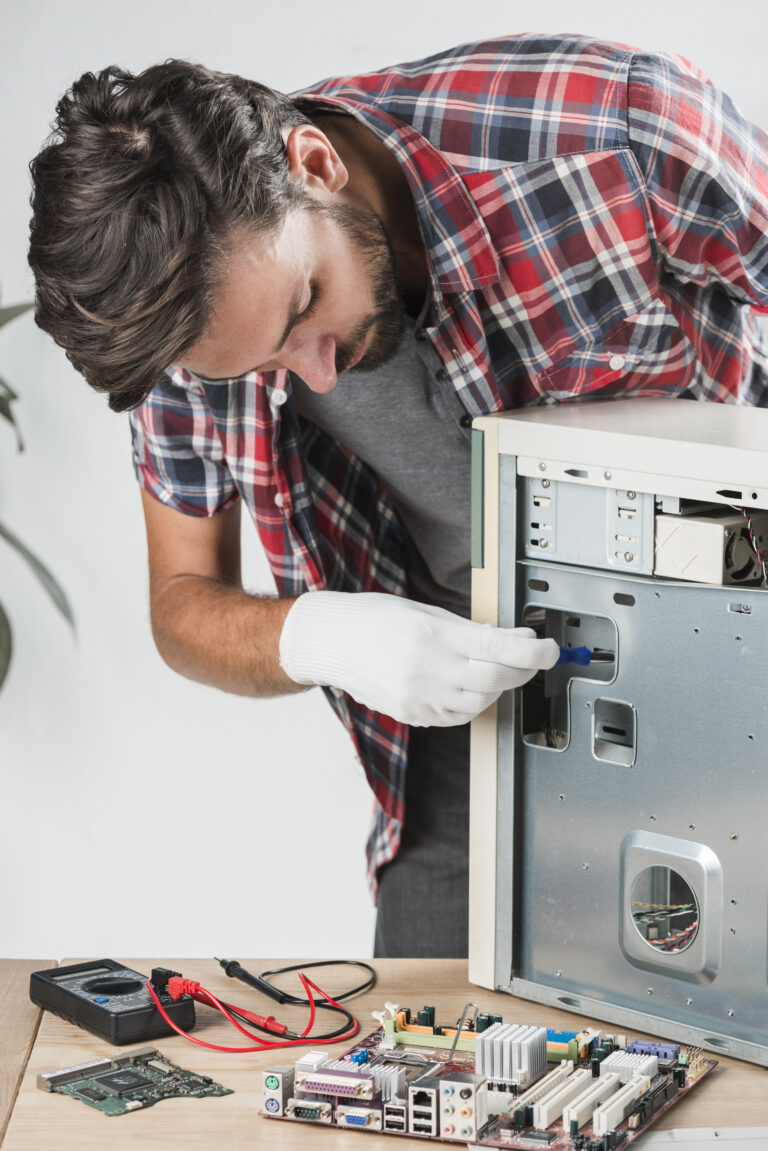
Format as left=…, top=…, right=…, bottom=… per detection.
left=131, top=35, right=768, bottom=893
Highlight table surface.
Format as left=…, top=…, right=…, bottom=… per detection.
left=0, top=960, right=54, bottom=1146
left=2, top=957, right=766, bottom=1149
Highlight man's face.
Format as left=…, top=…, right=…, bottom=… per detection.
left=179, top=199, right=405, bottom=392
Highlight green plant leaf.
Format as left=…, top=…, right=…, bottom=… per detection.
left=0, top=374, right=18, bottom=401
left=0, top=374, right=23, bottom=449
left=0, top=519, right=75, bottom=629
left=0, top=302, right=33, bottom=329
left=0, top=599, right=11, bottom=691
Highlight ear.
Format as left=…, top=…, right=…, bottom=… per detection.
left=284, top=124, right=348, bottom=195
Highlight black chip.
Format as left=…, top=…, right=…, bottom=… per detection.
left=76, top=1087, right=107, bottom=1102
left=184, top=1077, right=206, bottom=1090
left=95, top=1070, right=153, bottom=1094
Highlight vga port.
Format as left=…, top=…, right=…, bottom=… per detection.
left=337, top=1106, right=382, bottom=1130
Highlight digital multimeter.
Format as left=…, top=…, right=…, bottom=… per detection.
left=29, top=959, right=196, bottom=1045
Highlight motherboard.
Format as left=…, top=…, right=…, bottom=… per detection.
left=261, top=1002, right=714, bottom=1147
left=37, top=1045, right=233, bottom=1116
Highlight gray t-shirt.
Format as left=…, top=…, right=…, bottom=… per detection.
left=291, top=314, right=472, bottom=617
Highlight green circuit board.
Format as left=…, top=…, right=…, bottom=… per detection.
left=37, top=1045, right=233, bottom=1116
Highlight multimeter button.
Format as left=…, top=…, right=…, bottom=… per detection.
left=93, top=996, right=109, bottom=1003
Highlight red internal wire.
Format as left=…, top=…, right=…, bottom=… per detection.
left=145, top=973, right=358, bottom=1054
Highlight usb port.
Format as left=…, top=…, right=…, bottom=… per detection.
left=385, top=1119, right=405, bottom=1130
left=412, top=1122, right=435, bottom=1133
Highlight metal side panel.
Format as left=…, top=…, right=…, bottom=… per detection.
left=469, top=417, right=502, bottom=991
left=494, top=454, right=768, bottom=1062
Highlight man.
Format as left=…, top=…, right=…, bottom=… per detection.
left=28, top=35, right=768, bottom=958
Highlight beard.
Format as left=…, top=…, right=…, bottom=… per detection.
left=310, top=200, right=406, bottom=376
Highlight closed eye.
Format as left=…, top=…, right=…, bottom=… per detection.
left=296, top=284, right=319, bottom=324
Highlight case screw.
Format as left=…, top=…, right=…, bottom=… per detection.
left=627, top=490, right=636, bottom=500
left=647, top=988, right=654, bottom=996
left=541, top=478, right=550, bottom=488
left=624, top=551, right=635, bottom=563
left=604, top=471, right=612, bottom=480
left=685, top=999, right=693, bottom=1006
left=728, top=1010, right=734, bottom=1017
left=538, top=462, right=547, bottom=472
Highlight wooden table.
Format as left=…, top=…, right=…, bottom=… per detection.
left=1, top=957, right=766, bottom=1148
left=0, top=960, right=54, bottom=1147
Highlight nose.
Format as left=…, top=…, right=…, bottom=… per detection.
left=283, top=333, right=338, bottom=394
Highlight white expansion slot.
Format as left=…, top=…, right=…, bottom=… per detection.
left=486, top=1059, right=573, bottom=1116
left=532, top=1068, right=592, bottom=1129
left=592, top=1075, right=651, bottom=1136
left=561, top=1071, right=621, bottom=1130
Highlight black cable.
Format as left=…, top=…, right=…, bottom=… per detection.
left=214, top=958, right=375, bottom=1042
left=225, top=1003, right=355, bottom=1042
left=257, top=959, right=376, bottom=1005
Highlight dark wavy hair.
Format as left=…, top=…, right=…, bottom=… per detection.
left=28, top=61, right=309, bottom=412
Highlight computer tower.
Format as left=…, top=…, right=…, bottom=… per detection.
left=469, top=397, right=768, bottom=1066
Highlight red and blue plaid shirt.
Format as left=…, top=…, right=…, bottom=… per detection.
left=131, top=34, right=768, bottom=893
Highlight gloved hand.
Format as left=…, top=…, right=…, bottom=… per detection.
left=279, top=591, right=559, bottom=727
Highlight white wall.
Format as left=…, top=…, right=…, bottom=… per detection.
left=1, top=0, right=766, bottom=961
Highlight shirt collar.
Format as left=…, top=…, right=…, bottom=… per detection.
left=293, top=90, right=502, bottom=296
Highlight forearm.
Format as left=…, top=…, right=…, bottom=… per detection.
left=150, top=574, right=303, bottom=697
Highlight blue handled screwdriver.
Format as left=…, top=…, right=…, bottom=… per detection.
left=555, top=646, right=614, bottom=666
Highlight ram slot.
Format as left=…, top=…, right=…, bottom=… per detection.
left=592, top=1075, right=651, bottom=1136
left=532, top=1068, right=592, bottom=1129
left=561, top=1072, right=621, bottom=1131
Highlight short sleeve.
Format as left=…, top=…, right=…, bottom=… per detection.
left=129, top=368, right=239, bottom=517
left=628, top=52, right=768, bottom=309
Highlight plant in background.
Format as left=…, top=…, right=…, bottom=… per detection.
left=1, top=296, right=74, bottom=691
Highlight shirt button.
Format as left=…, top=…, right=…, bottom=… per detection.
left=435, top=367, right=449, bottom=382
left=274, top=492, right=284, bottom=508
left=460, top=413, right=473, bottom=429
left=609, top=354, right=626, bottom=371
left=415, top=327, right=429, bottom=342
left=272, top=388, right=288, bottom=406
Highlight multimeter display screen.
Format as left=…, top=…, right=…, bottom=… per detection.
left=52, top=966, right=112, bottom=981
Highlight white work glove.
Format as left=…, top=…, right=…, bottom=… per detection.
left=279, top=591, right=559, bottom=727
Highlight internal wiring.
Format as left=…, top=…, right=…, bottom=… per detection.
left=732, top=505, right=768, bottom=584
left=631, top=900, right=698, bottom=951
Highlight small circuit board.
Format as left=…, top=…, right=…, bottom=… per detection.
left=261, top=1002, right=715, bottom=1148
left=37, top=1045, right=233, bottom=1116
